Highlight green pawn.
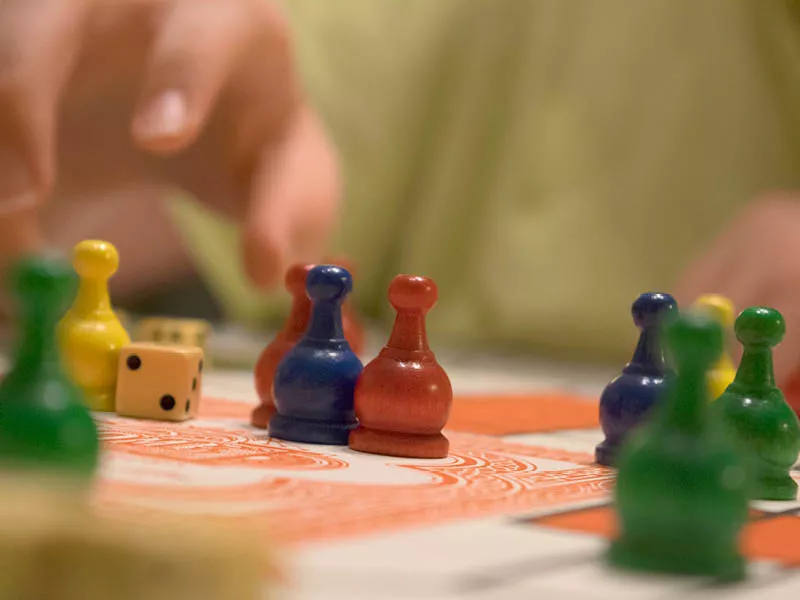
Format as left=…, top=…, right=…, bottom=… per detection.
left=610, top=313, right=748, bottom=581
left=712, top=307, right=800, bottom=501
left=0, top=254, right=99, bottom=478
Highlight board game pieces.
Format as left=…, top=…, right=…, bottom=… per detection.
left=691, top=294, right=736, bottom=399
left=115, top=342, right=203, bottom=421
left=350, top=275, right=452, bottom=458
left=0, top=255, right=99, bottom=478
left=711, top=307, right=800, bottom=500
left=595, top=292, right=677, bottom=467
left=252, top=264, right=313, bottom=429
left=58, top=240, right=131, bottom=412
left=270, top=265, right=363, bottom=445
left=0, top=475, right=268, bottom=599
left=610, top=312, right=748, bottom=581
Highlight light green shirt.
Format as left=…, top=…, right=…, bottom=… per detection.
left=171, top=0, right=800, bottom=362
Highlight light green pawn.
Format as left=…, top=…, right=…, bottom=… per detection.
left=711, top=307, right=800, bottom=501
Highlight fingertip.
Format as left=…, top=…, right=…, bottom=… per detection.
left=131, top=89, right=195, bottom=155
left=241, top=224, right=286, bottom=290
left=240, top=106, right=341, bottom=291
left=133, top=0, right=259, bottom=156
left=0, top=206, right=45, bottom=271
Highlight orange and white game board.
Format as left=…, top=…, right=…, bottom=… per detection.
left=92, top=362, right=800, bottom=599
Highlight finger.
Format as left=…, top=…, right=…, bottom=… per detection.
left=748, top=274, right=800, bottom=385
left=765, top=303, right=800, bottom=386
left=674, top=242, right=742, bottom=311
left=0, top=0, right=90, bottom=208
left=714, top=273, right=799, bottom=385
left=132, top=0, right=259, bottom=154
left=242, top=107, right=340, bottom=289
left=676, top=246, right=765, bottom=372
left=0, top=0, right=90, bottom=266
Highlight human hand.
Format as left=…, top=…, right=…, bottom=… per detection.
left=675, top=195, right=800, bottom=385
left=0, top=0, right=340, bottom=288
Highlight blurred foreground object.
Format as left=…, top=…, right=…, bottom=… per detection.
left=0, top=474, right=272, bottom=599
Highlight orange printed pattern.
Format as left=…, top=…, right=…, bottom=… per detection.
left=447, top=393, right=598, bottom=435
left=95, top=394, right=610, bottom=545
left=745, top=514, right=800, bottom=566
left=93, top=392, right=800, bottom=571
left=536, top=504, right=617, bottom=538
left=102, top=419, right=349, bottom=470
left=535, top=505, right=800, bottom=568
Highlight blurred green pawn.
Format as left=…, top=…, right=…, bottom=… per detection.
left=0, top=254, right=99, bottom=478
left=711, top=307, right=800, bottom=501
left=610, top=312, right=748, bottom=581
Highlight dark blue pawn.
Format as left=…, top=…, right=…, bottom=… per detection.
left=595, top=292, right=677, bottom=467
left=269, top=265, right=364, bottom=445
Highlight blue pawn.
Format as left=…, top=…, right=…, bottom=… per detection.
left=595, top=293, right=677, bottom=467
left=269, top=265, right=364, bottom=445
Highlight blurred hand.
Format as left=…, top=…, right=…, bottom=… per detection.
left=0, top=0, right=340, bottom=288
left=675, top=194, right=800, bottom=384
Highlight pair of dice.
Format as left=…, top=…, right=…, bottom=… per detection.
left=114, top=318, right=209, bottom=421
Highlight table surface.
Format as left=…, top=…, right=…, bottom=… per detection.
left=187, top=355, right=800, bottom=600
left=15, top=325, right=795, bottom=600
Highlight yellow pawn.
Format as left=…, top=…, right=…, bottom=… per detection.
left=692, top=294, right=737, bottom=400
left=58, top=240, right=130, bottom=412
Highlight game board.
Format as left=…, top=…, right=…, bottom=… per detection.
left=91, top=366, right=800, bottom=600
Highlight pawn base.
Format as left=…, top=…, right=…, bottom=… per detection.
left=250, top=403, right=275, bottom=430
left=609, top=535, right=745, bottom=582
left=754, top=471, right=798, bottom=501
left=269, top=413, right=356, bottom=446
left=595, top=439, right=620, bottom=467
left=349, top=427, right=449, bottom=459
left=85, top=391, right=115, bottom=413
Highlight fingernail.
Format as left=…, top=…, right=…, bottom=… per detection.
left=133, top=90, right=188, bottom=140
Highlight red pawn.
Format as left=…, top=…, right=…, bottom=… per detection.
left=349, top=275, right=452, bottom=458
left=327, top=256, right=365, bottom=356
left=251, top=264, right=312, bottom=428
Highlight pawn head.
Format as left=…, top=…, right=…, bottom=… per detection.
left=285, top=263, right=314, bottom=298
left=72, top=240, right=119, bottom=280
left=326, top=256, right=355, bottom=275
left=9, top=254, right=77, bottom=314
left=306, top=265, right=352, bottom=303
left=631, top=292, right=678, bottom=330
left=692, top=294, right=735, bottom=328
left=388, top=275, right=438, bottom=313
left=735, top=306, right=785, bottom=348
left=667, top=313, right=723, bottom=371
